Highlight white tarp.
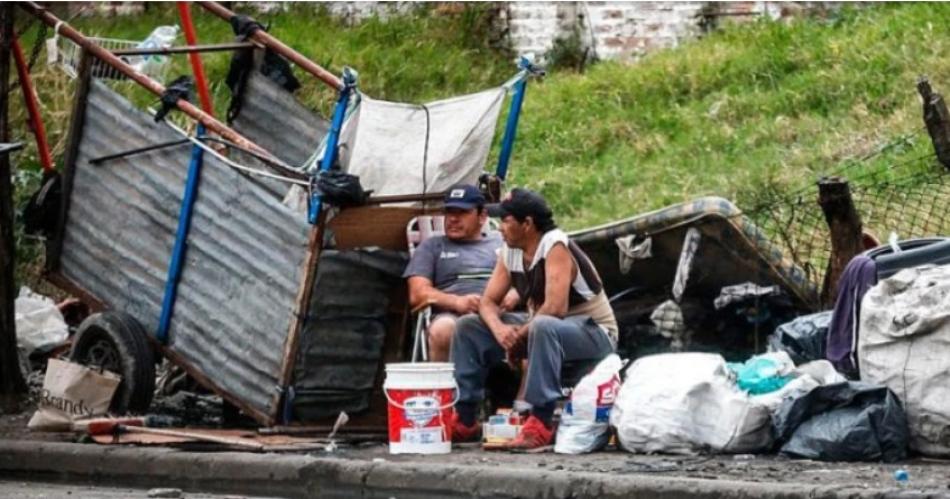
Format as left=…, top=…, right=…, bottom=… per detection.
left=859, top=264, right=950, bottom=457
left=336, top=87, right=505, bottom=197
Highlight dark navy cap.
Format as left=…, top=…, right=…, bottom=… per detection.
left=487, top=188, right=553, bottom=221
left=443, top=184, right=485, bottom=210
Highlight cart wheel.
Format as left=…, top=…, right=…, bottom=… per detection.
left=70, top=312, right=155, bottom=414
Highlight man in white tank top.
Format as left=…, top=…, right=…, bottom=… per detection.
left=450, top=188, right=617, bottom=450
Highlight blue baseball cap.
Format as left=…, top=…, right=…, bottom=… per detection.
left=443, top=184, right=485, bottom=210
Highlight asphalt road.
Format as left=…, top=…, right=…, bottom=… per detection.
left=0, top=480, right=280, bottom=499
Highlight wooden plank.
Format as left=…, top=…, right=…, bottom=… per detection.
left=273, top=213, right=326, bottom=423
left=44, top=273, right=107, bottom=311
left=327, top=206, right=425, bottom=251
left=45, top=49, right=93, bottom=273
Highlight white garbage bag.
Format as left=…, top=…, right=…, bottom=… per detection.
left=610, top=353, right=772, bottom=455
left=859, top=264, right=950, bottom=457
left=14, top=287, right=69, bottom=355
left=555, top=354, right=622, bottom=454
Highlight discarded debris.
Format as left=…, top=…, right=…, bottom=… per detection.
left=147, top=488, right=183, bottom=499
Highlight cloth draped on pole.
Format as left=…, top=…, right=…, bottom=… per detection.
left=326, top=87, right=506, bottom=197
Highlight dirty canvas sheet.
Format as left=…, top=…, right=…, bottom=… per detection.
left=333, top=87, right=505, bottom=197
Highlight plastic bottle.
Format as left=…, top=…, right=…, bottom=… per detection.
left=132, top=25, right=179, bottom=75
left=893, top=469, right=909, bottom=488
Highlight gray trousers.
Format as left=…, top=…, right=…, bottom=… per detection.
left=450, top=312, right=615, bottom=409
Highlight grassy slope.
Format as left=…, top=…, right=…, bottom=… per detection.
left=509, top=3, right=950, bottom=227
left=9, top=2, right=950, bottom=238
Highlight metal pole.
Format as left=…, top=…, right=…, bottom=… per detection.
left=177, top=2, right=215, bottom=116
left=157, top=125, right=206, bottom=344
left=495, top=56, right=543, bottom=180
left=495, top=77, right=526, bottom=181
left=110, top=41, right=256, bottom=56
left=18, top=1, right=302, bottom=179
left=11, top=33, right=53, bottom=172
left=197, top=1, right=343, bottom=91
left=308, top=68, right=356, bottom=224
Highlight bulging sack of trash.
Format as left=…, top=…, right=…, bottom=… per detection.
left=728, top=352, right=795, bottom=395
left=768, top=311, right=832, bottom=365
left=555, top=354, right=622, bottom=454
left=610, top=353, right=772, bottom=455
left=15, top=286, right=69, bottom=355
left=859, top=264, right=950, bottom=457
left=28, top=359, right=121, bottom=432
left=772, top=381, right=908, bottom=462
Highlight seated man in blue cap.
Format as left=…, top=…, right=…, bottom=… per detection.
left=403, top=184, right=518, bottom=361
left=450, top=187, right=618, bottom=450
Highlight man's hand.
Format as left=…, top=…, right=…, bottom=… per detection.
left=505, top=324, right=529, bottom=364
left=452, top=294, right=481, bottom=314
left=493, top=323, right=523, bottom=351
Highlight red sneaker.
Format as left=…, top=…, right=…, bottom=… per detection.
left=501, top=415, right=553, bottom=450
left=451, top=413, right=482, bottom=443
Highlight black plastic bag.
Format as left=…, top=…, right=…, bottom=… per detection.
left=772, top=381, right=908, bottom=462
left=768, top=311, right=831, bottom=365
left=22, top=170, right=61, bottom=237
left=315, top=170, right=371, bottom=207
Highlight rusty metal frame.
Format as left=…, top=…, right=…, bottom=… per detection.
left=197, top=1, right=343, bottom=91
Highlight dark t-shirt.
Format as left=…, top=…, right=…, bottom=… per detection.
left=403, top=235, right=502, bottom=299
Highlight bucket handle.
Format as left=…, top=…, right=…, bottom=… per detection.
left=384, top=385, right=460, bottom=411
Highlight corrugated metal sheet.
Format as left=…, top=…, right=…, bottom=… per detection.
left=61, top=81, right=310, bottom=420
left=231, top=70, right=329, bottom=169
left=292, top=249, right=407, bottom=421
left=61, top=80, right=187, bottom=333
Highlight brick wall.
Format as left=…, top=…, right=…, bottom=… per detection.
left=63, top=2, right=834, bottom=63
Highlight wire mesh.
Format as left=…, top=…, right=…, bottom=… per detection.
left=53, top=35, right=170, bottom=82
left=746, top=157, right=950, bottom=289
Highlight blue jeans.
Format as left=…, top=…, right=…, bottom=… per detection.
left=450, top=312, right=614, bottom=410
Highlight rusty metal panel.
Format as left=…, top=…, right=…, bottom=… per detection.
left=230, top=71, right=329, bottom=168
left=167, top=147, right=310, bottom=420
left=60, top=80, right=186, bottom=332
left=60, top=81, right=310, bottom=421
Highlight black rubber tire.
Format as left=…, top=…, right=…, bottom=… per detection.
left=69, top=312, right=156, bottom=414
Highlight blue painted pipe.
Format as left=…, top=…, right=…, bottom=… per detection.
left=309, top=68, right=357, bottom=224
left=495, top=76, right=527, bottom=181
left=157, top=124, right=206, bottom=344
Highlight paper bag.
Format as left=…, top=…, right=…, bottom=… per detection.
left=28, top=358, right=121, bottom=431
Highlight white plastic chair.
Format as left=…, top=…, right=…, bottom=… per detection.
left=406, top=215, right=499, bottom=362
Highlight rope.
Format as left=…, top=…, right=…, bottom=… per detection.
left=159, top=118, right=309, bottom=187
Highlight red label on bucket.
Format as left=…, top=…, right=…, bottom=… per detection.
left=386, top=388, right=455, bottom=453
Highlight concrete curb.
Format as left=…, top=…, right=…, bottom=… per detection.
left=0, top=440, right=926, bottom=498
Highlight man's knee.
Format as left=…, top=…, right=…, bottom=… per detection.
left=455, top=313, right=484, bottom=337
left=528, top=314, right=562, bottom=340
left=427, top=316, right=457, bottom=350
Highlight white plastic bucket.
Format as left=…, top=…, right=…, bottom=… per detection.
left=383, top=362, right=458, bottom=454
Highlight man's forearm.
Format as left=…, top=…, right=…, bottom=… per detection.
left=479, top=299, right=506, bottom=334
left=412, top=287, right=460, bottom=312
